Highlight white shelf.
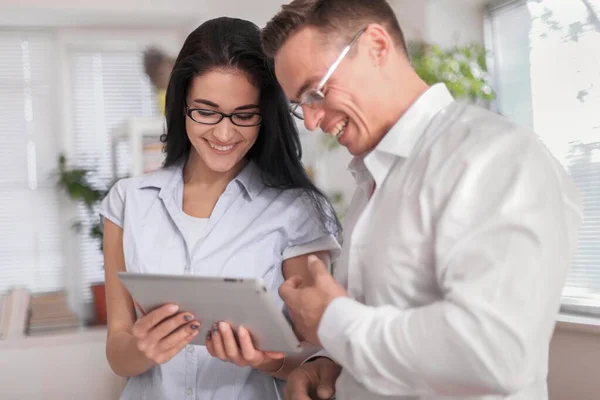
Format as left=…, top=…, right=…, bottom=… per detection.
left=110, top=116, right=166, bottom=177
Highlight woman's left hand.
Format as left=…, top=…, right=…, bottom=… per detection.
left=206, top=321, right=285, bottom=372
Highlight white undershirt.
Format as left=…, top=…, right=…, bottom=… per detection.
left=180, top=212, right=209, bottom=250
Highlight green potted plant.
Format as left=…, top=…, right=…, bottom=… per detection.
left=55, top=154, right=111, bottom=325
left=408, top=41, right=495, bottom=103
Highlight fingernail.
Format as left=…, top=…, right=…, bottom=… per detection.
left=167, top=304, right=179, bottom=313
left=191, top=324, right=199, bottom=330
left=184, top=314, right=193, bottom=322
left=206, top=331, right=212, bottom=340
left=212, top=323, right=219, bottom=333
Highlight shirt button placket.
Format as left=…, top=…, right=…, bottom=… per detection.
left=184, top=335, right=198, bottom=398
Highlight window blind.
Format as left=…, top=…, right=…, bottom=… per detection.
left=486, top=0, right=534, bottom=126
left=488, top=0, right=600, bottom=314
left=0, top=31, right=64, bottom=294
left=68, top=50, right=156, bottom=301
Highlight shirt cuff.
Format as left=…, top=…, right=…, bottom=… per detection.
left=301, top=348, right=334, bottom=365
left=317, top=296, right=372, bottom=364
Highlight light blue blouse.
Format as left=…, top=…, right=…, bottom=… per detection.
left=99, top=161, right=340, bottom=400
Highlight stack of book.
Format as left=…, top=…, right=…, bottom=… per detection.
left=0, top=288, right=31, bottom=339
left=27, top=291, right=80, bottom=336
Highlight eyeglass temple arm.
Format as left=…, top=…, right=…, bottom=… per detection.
left=316, top=28, right=367, bottom=90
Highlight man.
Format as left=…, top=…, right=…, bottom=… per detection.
left=261, top=1, right=582, bottom=400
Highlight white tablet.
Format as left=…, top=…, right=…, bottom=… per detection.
left=118, top=272, right=303, bottom=353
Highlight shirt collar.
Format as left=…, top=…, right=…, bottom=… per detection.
left=349, top=83, right=454, bottom=187
left=136, top=159, right=265, bottom=201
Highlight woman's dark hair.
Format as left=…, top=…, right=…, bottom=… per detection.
left=161, top=17, right=341, bottom=237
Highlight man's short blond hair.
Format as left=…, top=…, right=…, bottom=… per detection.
left=261, top=0, right=408, bottom=58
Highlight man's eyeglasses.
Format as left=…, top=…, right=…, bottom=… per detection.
left=185, top=105, right=263, bottom=127
left=290, top=27, right=367, bottom=121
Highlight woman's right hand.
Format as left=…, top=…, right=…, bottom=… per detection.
left=131, top=303, right=201, bottom=365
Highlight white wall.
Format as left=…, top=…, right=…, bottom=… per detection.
left=0, top=0, right=198, bottom=27
left=425, top=0, right=485, bottom=46
left=549, top=323, right=600, bottom=400
left=0, top=0, right=287, bottom=28
left=388, top=0, right=485, bottom=45
left=388, top=0, right=429, bottom=42
left=0, top=329, right=124, bottom=400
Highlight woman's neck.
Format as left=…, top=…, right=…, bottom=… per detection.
left=182, top=151, right=247, bottom=188
left=180, top=151, right=248, bottom=218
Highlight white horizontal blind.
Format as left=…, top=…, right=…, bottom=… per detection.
left=489, top=0, right=600, bottom=314
left=0, top=31, right=64, bottom=294
left=68, top=49, right=156, bottom=300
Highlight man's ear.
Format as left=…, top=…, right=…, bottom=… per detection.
left=364, top=23, right=393, bottom=67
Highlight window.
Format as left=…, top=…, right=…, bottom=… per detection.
left=67, top=49, right=157, bottom=301
left=0, top=31, right=64, bottom=294
left=488, top=0, right=600, bottom=315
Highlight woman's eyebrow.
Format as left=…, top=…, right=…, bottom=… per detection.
left=191, top=98, right=259, bottom=111
left=234, top=104, right=260, bottom=111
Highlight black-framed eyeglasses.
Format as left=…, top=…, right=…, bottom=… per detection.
left=290, top=27, right=367, bottom=120
left=185, top=105, right=263, bottom=127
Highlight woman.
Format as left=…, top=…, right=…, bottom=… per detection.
left=100, top=17, right=341, bottom=400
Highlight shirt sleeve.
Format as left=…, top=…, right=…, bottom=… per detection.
left=98, top=178, right=128, bottom=229
left=283, top=193, right=341, bottom=262
left=317, top=132, right=582, bottom=397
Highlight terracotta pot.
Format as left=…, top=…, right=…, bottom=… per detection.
left=91, top=282, right=107, bottom=325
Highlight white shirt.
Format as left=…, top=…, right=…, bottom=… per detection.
left=317, top=84, right=582, bottom=400
left=99, top=161, right=341, bottom=400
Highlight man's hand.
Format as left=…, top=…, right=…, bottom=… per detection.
left=279, top=255, right=348, bottom=346
left=285, top=357, right=341, bottom=400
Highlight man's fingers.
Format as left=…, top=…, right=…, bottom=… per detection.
left=285, top=368, right=313, bottom=400
left=316, top=359, right=339, bottom=399
left=316, top=383, right=335, bottom=399
left=279, top=276, right=303, bottom=302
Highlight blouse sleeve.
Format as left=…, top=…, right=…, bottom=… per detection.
left=282, top=193, right=341, bottom=263
left=98, top=178, right=128, bottom=229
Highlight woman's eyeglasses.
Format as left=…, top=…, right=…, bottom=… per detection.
left=185, top=106, right=263, bottom=127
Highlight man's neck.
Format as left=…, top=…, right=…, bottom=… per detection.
left=378, top=66, right=430, bottom=136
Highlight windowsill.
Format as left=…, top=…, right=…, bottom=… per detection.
left=556, top=313, right=600, bottom=335
left=0, top=326, right=107, bottom=351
